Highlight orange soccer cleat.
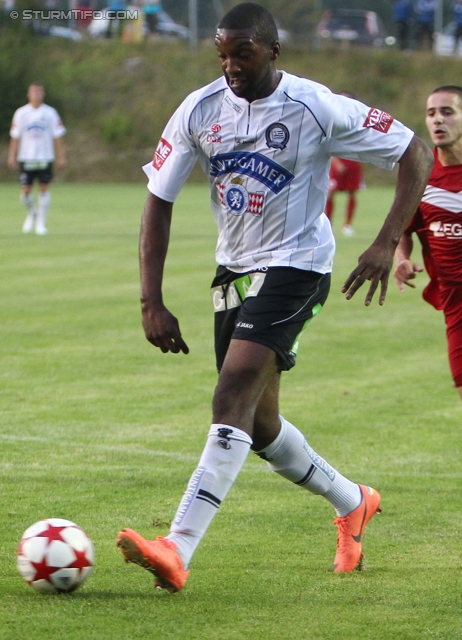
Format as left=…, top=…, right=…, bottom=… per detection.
left=117, top=529, right=189, bottom=593
left=333, top=484, right=382, bottom=573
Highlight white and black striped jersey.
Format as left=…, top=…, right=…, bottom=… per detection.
left=143, top=71, right=414, bottom=274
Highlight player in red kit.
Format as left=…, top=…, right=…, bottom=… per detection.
left=325, top=157, right=364, bottom=236
left=325, top=92, right=365, bottom=236
left=394, top=85, right=462, bottom=399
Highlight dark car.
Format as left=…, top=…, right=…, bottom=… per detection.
left=314, top=9, right=395, bottom=48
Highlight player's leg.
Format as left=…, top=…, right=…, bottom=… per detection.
left=118, top=340, right=277, bottom=591
left=342, top=190, right=356, bottom=236
left=35, top=166, right=53, bottom=235
left=325, top=190, right=334, bottom=221
left=165, top=340, right=278, bottom=565
left=252, top=388, right=380, bottom=571
left=444, top=300, right=462, bottom=399
left=19, top=167, right=36, bottom=233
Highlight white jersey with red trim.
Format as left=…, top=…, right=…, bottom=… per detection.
left=143, top=71, right=414, bottom=274
left=10, top=103, right=66, bottom=163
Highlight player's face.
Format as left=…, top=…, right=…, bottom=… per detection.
left=215, top=28, right=280, bottom=103
left=28, top=85, right=45, bottom=108
left=426, top=91, right=462, bottom=149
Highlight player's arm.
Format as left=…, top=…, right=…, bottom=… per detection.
left=342, top=134, right=433, bottom=306
left=139, top=192, right=189, bottom=355
left=393, top=232, right=424, bottom=292
left=54, top=136, right=67, bottom=170
left=7, top=137, right=19, bottom=170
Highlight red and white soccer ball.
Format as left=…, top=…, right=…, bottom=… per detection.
left=17, top=518, right=94, bottom=594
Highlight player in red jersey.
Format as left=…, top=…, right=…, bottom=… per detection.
left=394, top=85, right=462, bottom=399
left=325, top=93, right=365, bottom=236
left=325, top=157, right=364, bottom=236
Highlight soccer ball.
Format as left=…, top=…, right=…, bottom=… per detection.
left=17, top=518, right=94, bottom=594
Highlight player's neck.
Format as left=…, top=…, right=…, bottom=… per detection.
left=29, top=101, right=43, bottom=109
left=436, top=145, right=462, bottom=167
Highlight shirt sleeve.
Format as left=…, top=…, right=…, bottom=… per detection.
left=51, top=108, right=66, bottom=138
left=143, top=96, right=199, bottom=202
left=9, top=109, right=21, bottom=139
left=324, top=94, right=414, bottom=170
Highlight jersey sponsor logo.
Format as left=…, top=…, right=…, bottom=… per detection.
left=265, top=122, right=290, bottom=150
left=429, top=221, right=462, bottom=238
left=362, top=108, right=394, bottom=133
left=210, top=152, right=294, bottom=194
left=224, top=94, right=243, bottom=114
left=207, top=135, right=222, bottom=143
left=217, top=182, right=265, bottom=216
left=153, top=137, right=172, bottom=170
left=26, top=122, right=47, bottom=138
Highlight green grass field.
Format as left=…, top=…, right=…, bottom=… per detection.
left=1, top=182, right=461, bottom=640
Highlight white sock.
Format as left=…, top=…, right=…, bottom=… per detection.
left=36, top=191, right=51, bottom=230
left=256, top=416, right=361, bottom=517
left=168, top=424, right=252, bottom=568
left=21, top=193, right=35, bottom=215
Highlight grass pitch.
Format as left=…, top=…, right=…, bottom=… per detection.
left=0, top=182, right=461, bottom=639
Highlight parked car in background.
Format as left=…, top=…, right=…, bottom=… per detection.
left=314, top=9, right=395, bottom=48
left=434, top=22, right=462, bottom=56
left=88, top=7, right=189, bottom=39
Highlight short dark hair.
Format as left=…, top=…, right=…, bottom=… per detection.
left=431, top=85, right=462, bottom=100
left=217, top=2, right=278, bottom=46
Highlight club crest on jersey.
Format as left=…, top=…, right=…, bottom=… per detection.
left=153, top=137, right=172, bottom=170
left=217, top=181, right=265, bottom=216
left=265, top=123, right=290, bottom=149
left=223, top=183, right=249, bottom=216
left=363, top=108, right=394, bottom=133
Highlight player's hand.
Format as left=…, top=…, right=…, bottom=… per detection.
left=342, top=243, right=394, bottom=306
left=141, top=302, right=189, bottom=354
left=7, top=158, right=18, bottom=170
left=393, top=259, right=424, bottom=292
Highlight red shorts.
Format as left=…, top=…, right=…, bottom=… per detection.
left=441, top=285, right=462, bottom=388
left=329, top=159, right=363, bottom=192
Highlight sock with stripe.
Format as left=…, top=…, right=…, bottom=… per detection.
left=168, top=424, right=252, bottom=568
left=256, top=416, right=360, bottom=516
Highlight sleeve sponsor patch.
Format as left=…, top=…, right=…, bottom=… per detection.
left=362, top=108, right=394, bottom=133
left=153, top=137, right=172, bottom=170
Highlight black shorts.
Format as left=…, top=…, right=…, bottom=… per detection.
left=211, top=266, right=331, bottom=372
left=19, top=163, right=53, bottom=186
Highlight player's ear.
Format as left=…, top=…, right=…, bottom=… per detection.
left=270, top=41, right=280, bottom=61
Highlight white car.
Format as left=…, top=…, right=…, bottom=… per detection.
left=434, top=22, right=462, bottom=56
left=88, top=7, right=189, bottom=39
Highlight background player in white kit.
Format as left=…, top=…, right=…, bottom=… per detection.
left=117, top=3, right=434, bottom=592
left=8, top=83, right=66, bottom=235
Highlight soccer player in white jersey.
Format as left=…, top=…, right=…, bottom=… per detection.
left=117, top=2, right=433, bottom=592
left=394, top=86, right=462, bottom=399
left=8, top=83, right=66, bottom=235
